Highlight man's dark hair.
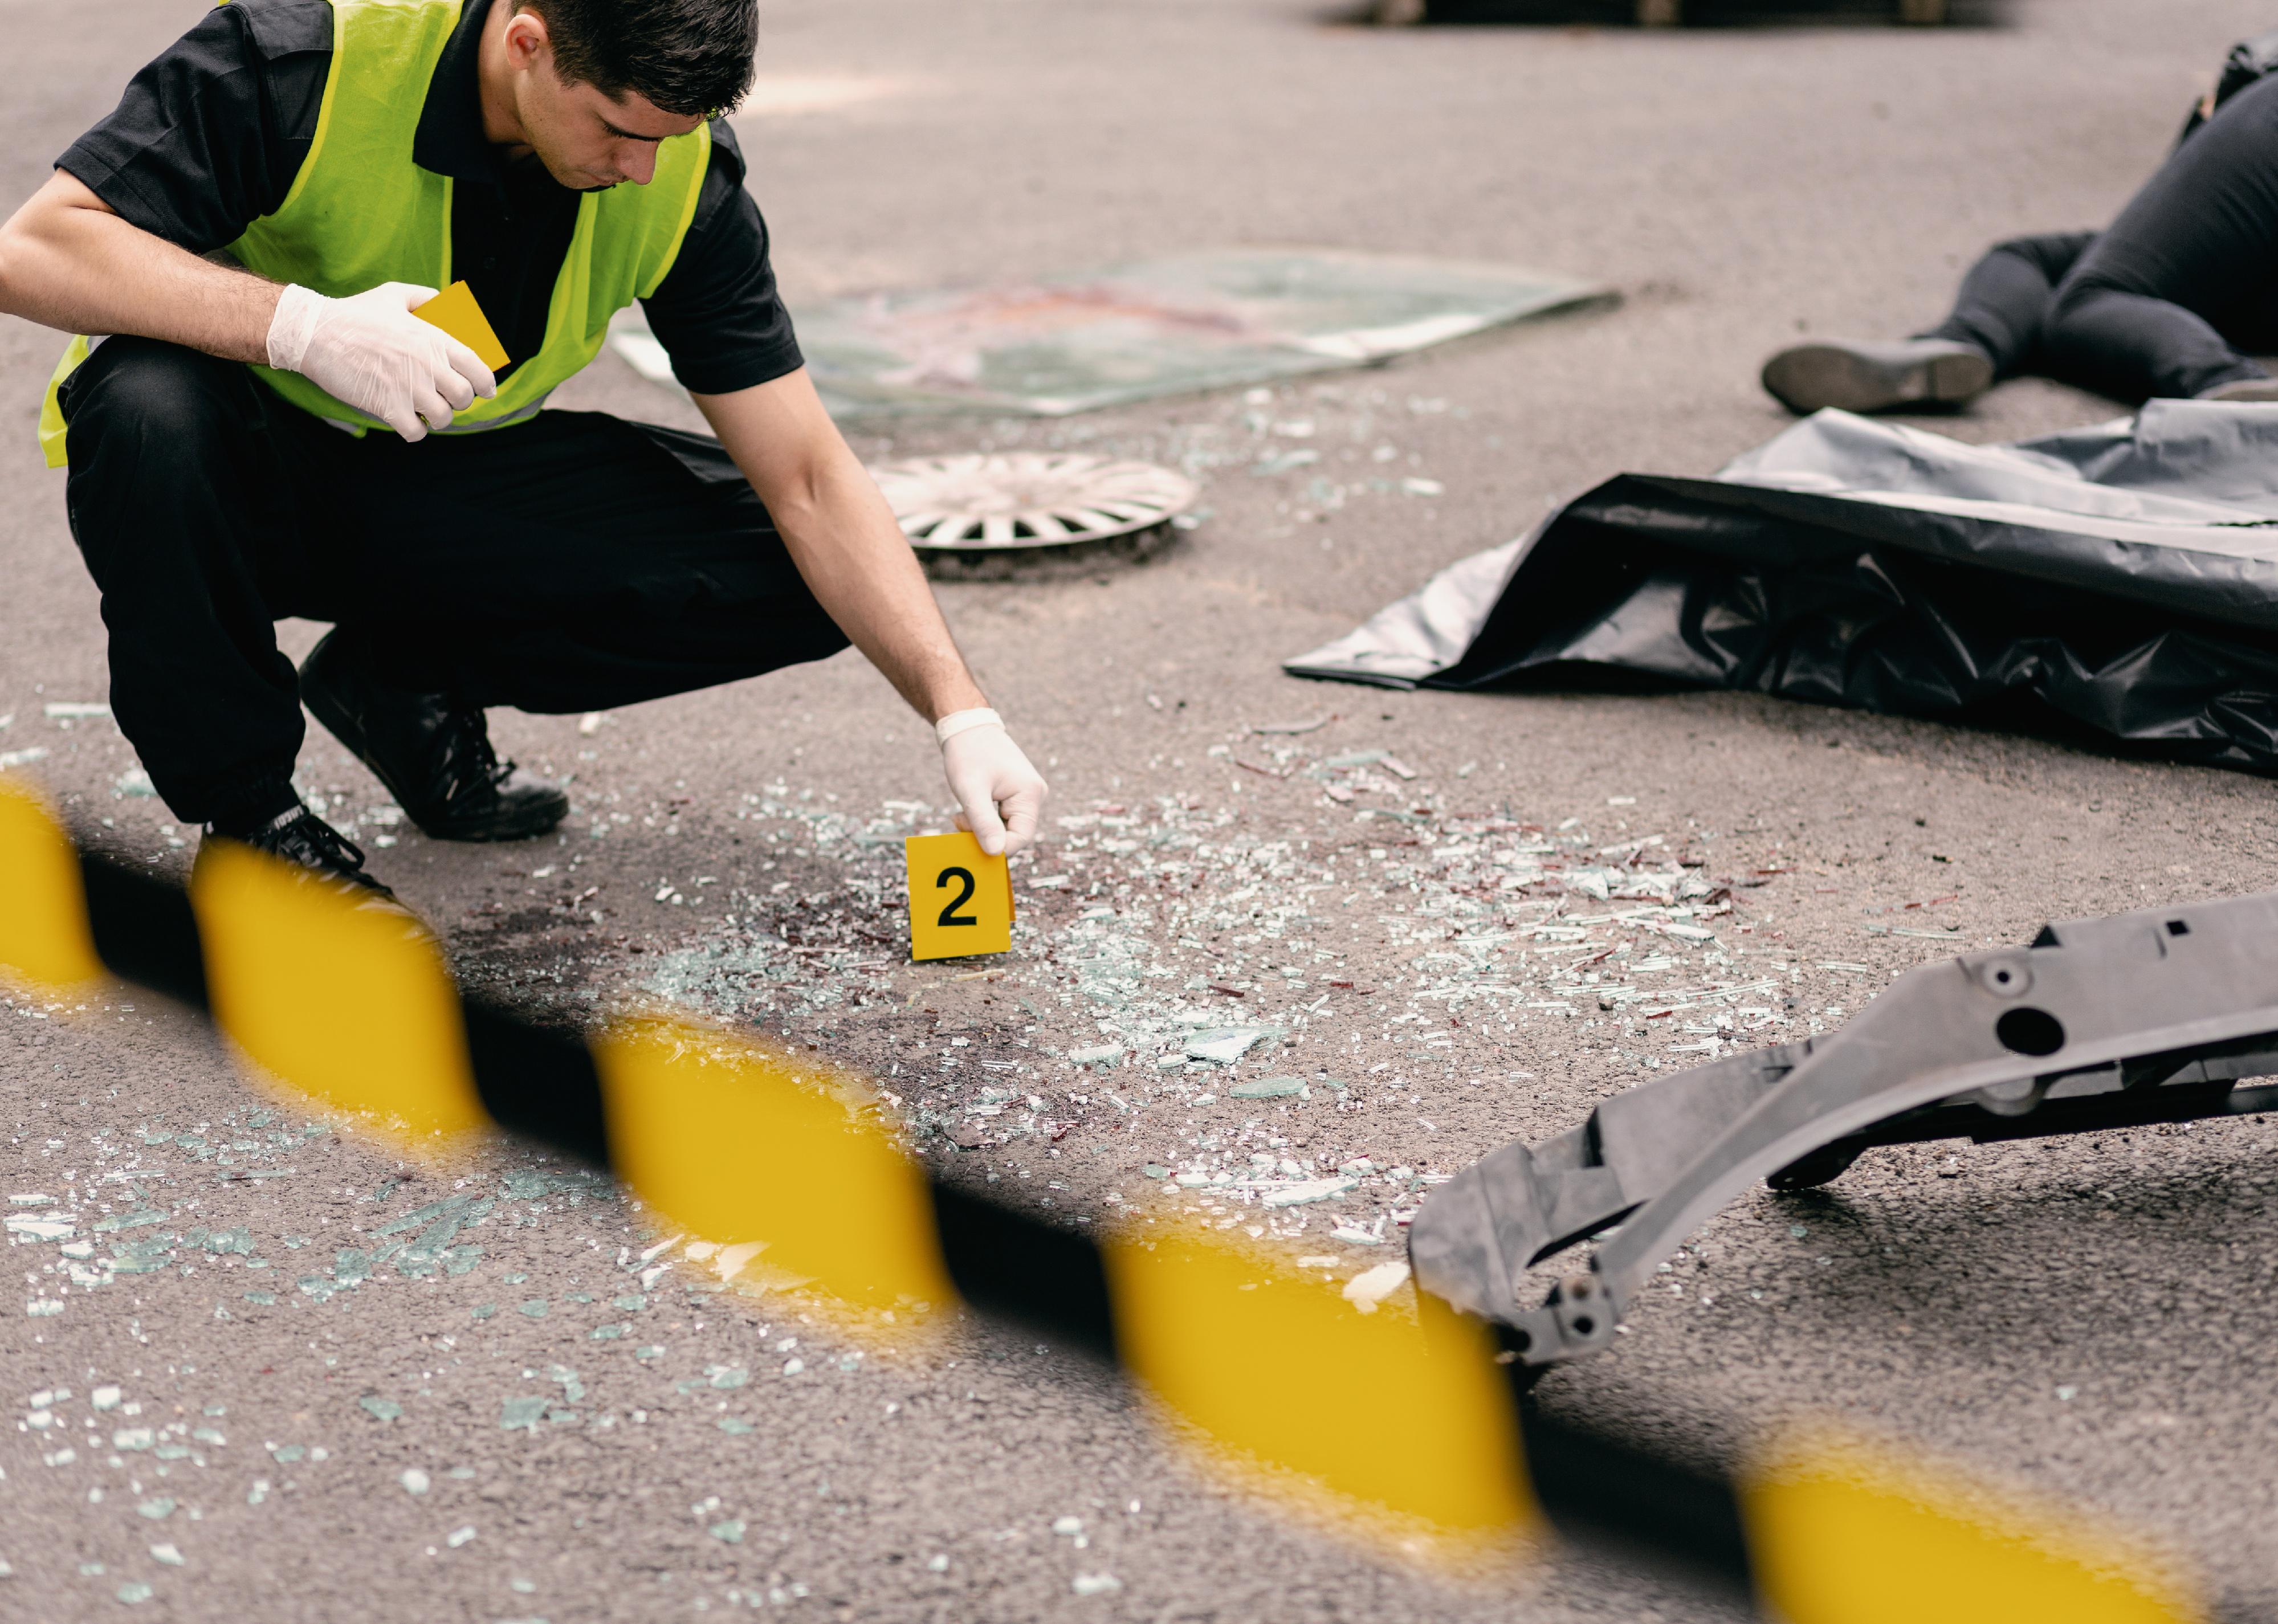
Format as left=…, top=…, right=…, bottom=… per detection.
left=517, top=0, right=759, bottom=119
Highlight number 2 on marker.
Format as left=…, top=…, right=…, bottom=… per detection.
left=935, top=866, right=979, bottom=928
left=904, top=833, right=1011, bottom=960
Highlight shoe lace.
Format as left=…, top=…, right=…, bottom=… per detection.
left=435, top=704, right=514, bottom=806
left=270, top=811, right=378, bottom=887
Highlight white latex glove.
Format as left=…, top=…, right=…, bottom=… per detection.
left=266, top=281, right=496, bottom=443
left=938, top=709, right=1047, bottom=856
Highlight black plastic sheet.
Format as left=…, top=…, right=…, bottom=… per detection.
left=1285, top=402, right=2278, bottom=773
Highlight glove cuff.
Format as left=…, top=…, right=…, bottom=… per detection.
left=265, top=283, right=325, bottom=373
left=934, top=707, right=1004, bottom=746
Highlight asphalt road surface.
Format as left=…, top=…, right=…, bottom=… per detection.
left=6, top=0, right=2278, bottom=1619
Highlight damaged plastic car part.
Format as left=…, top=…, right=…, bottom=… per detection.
left=1410, top=891, right=2278, bottom=1374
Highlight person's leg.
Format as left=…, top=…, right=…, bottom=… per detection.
left=56, top=337, right=344, bottom=829
left=1756, top=238, right=2086, bottom=414
left=317, top=411, right=850, bottom=711
left=1917, top=231, right=2097, bottom=378
left=294, top=410, right=850, bottom=834
left=2039, top=73, right=2278, bottom=401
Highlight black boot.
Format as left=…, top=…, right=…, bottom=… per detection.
left=299, top=629, right=570, bottom=842
left=211, top=803, right=396, bottom=899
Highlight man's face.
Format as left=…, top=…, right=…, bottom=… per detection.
left=504, top=15, right=704, bottom=190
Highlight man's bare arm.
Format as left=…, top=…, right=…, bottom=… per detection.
left=0, top=170, right=279, bottom=360
left=694, top=368, right=989, bottom=722
left=692, top=368, right=1048, bottom=852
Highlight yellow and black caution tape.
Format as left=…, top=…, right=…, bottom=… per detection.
left=0, top=780, right=2210, bottom=1622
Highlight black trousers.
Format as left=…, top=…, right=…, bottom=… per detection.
left=1921, top=69, right=2278, bottom=402
left=58, top=336, right=849, bottom=827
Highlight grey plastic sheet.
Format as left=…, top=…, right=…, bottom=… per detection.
left=1285, top=402, right=2278, bottom=773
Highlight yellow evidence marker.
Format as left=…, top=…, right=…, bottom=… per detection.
left=411, top=280, right=511, bottom=372
left=904, top=831, right=1013, bottom=961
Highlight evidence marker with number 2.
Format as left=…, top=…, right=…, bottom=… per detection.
left=903, top=831, right=1013, bottom=961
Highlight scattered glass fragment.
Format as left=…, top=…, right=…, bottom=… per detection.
left=1262, top=1177, right=1356, bottom=1209
left=1228, top=1076, right=1305, bottom=1099
left=1184, top=1027, right=1275, bottom=1064
left=359, top=1397, right=403, bottom=1423
left=1342, top=1260, right=1411, bottom=1315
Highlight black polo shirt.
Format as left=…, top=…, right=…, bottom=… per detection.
left=55, top=0, right=801, bottom=396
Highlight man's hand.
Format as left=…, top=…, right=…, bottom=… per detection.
left=939, top=711, right=1048, bottom=856
left=266, top=282, right=496, bottom=442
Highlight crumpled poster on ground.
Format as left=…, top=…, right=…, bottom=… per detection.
left=611, top=248, right=1606, bottom=418
left=1285, top=401, right=2278, bottom=774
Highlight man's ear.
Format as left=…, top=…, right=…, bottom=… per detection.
left=500, top=6, right=552, bottom=72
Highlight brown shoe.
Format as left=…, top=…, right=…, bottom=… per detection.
left=1761, top=337, right=1994, bottom=415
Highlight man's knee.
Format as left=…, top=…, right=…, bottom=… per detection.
left=1984, top=231, right=2097, bottom=284
left=60, top=336, right=252, bottom=457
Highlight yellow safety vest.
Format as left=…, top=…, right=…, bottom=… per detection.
left=37, top=0, right=709, bottom=468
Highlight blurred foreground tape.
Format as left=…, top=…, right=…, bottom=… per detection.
left=0, top=779, right=104, bottom=993
left=0, top=776, right=2220, bottom=1622
left=1106, top=1232, right=1535, bottom=1539
left=189, top=839, right=488, bottom=1137
left=595, top=1015, right=955, bottom=1312
left=1745, top=1431, right=2199, bottom=1624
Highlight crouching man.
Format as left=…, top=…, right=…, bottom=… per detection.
left=0, top=0, right=1045, bottom=892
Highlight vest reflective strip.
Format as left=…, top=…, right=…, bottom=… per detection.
left=308, top=390, right=550, bottom=438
